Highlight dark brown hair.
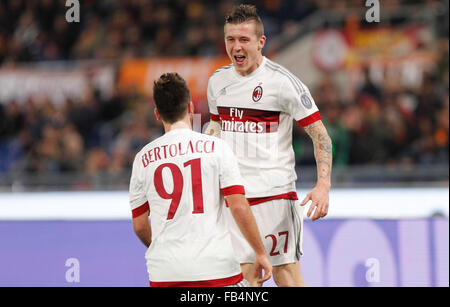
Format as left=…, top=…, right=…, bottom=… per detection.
left=225, top=4, right=264, bottom=37
left=153, top=73, right=190, bottom=123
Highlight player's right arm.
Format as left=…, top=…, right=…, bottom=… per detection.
left=204, top=120, right=221, bottom=137
left=129, top=153, right=152, bottom=248
left=205, top=76, right=221, bottom=138
left=225, top=193, right=272, bottom=283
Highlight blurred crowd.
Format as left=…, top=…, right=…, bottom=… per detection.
left=0, top=0, right=321, bottom=63
left=0, top=0, right=448, bottom=188
left=1, top=0, right=443, bottom=63
left=0, top=84, right=158, bottom=182
left=294, top=49, right=449, bottom=168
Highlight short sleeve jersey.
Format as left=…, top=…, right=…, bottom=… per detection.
left=129, top=129, right=244, bottom=283
left=207, top=57, right=321, bottom=198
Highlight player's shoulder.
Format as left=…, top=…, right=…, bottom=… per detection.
left=132, top=133, right=164, bottom=162
left=264, top=58, right=308, bottom=94
left=208, top=63, right=234, bottom=85
left=174, top=129, right=224, bottom=148
left=211, top=63, right=233, bottom=77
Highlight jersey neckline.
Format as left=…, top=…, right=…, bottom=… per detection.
left=163, top=128, right=193, bottom=136
left=231, top=56, right=267, bottom=80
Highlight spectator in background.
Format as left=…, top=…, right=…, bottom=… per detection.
left=60, top=124, right=84, bottom=172
left=434, top=94, right=449, bottom=163
left=68, top=87, right=100, bottom=148
left=358, top=66, right=382, bottom=103
left=314, top=78, right=350, bottom=167
left=322, top=102, right=350, bottom=167
left=72, top=14, right=105, bottom=59
left=0, top=101, right=25, bottom=139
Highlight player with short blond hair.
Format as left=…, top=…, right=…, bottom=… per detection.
left=205, top=4, right=333, bottom=287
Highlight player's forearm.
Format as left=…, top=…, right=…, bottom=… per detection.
left=133, top=218, right=152, bottom=248
left=135, top=228, right=152, bottom=248
left=227, top=195, right=266, bottom=256
left=304, top=121, right=333, bottom=188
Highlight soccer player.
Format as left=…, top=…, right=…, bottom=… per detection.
left=129, top=72, right=272, bottom=287
left=205, top=5, right=333, bottom=287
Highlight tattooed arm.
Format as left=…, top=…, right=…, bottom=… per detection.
left=300, top=120, right=333, bottom=221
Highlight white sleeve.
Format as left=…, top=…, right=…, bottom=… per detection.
left=129, top=154, right=149, bottom=217
left=217, top=140, right=245, bottom=196
left=207, top=77, right=219, bottom=118
left=279, top=77, right=321, bottom=125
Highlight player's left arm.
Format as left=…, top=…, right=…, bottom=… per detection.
left=132, top=209, right=152, bottom=248
left=301, top=120, right=333, bottom=221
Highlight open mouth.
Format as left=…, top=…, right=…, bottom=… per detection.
left=234, top=55, right=246, bottom=65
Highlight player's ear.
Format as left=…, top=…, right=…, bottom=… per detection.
left=188, top=101, right=194, bottom=114
left=258, top=35, right=266, bottom=51
left=154, top=108, right=161, bottom=121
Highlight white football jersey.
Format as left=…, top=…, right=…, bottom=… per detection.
left=207, top=56, right=321, bottom=199
left=129, top=129, right=244, bottom=284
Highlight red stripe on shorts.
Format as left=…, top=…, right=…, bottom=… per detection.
left=225, top=192, right=298, bottom=207
left=150, top=273, right=243, bottom=287
left=247, top=192, right=298, bottom=206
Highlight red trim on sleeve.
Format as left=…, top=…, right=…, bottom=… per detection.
left=132, top=201, right=149, bottom=218
left=150, top=273, right=243, bottom=287
left=210, top=113, right=220, bottom=122
left=221, top=185, right=245, bottom=196
left=247, top=192, right=298, bottom=206
left=297, top=111, right=321, bottom=127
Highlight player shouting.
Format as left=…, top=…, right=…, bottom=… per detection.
left=205, top=4, right=333, bottom=287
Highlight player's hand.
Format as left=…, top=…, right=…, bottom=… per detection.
left=254, top=254, right=272, bottom=284
left=300, top=183, right=330, bottom=221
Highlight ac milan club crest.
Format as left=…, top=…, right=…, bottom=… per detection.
left=252, top=86, right=263, bottom=102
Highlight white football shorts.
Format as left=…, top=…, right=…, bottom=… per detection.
left=226, top=199, right=304, bottom=266
left=225, top=279, right=250, bottom=287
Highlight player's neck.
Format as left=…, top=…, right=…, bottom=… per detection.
left=163, top=117, right=192, bottom=133
left=237, top=54, right=264, bottom=76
